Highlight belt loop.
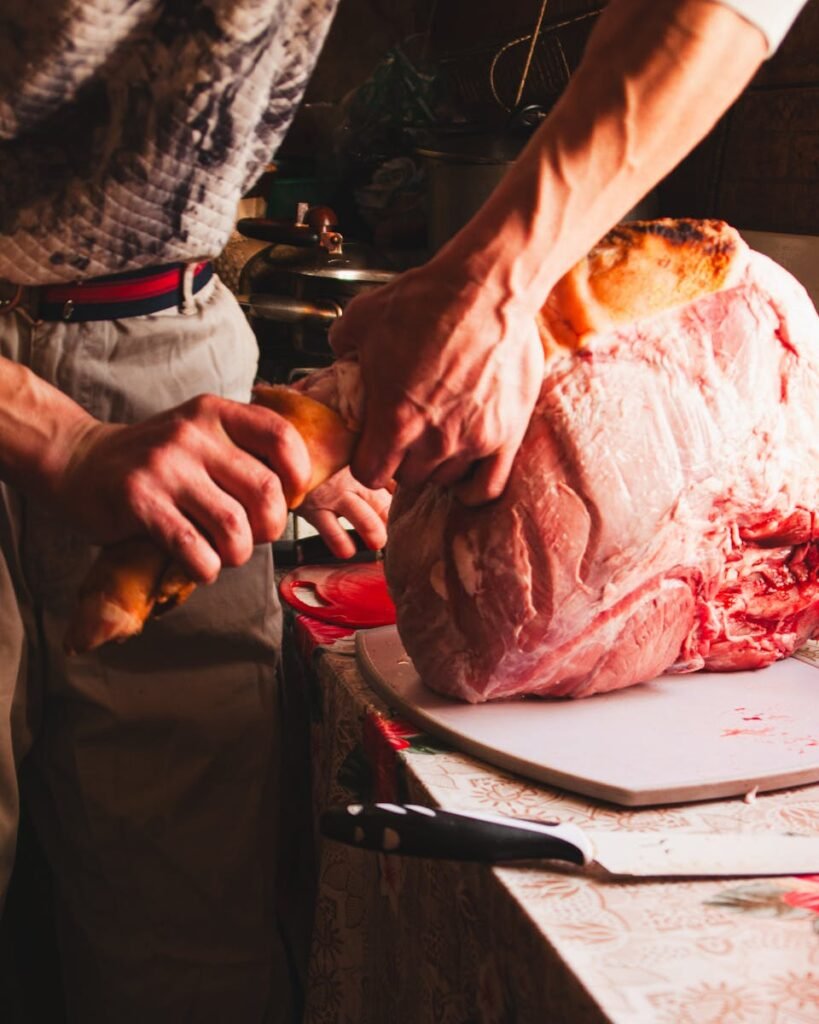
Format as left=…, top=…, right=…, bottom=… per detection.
left=180, top=262, right=197, bottom=316
left=0, top=283, right=42, bottom=326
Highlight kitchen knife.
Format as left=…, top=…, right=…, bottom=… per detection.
left=320, top=803, right=819, bottom=878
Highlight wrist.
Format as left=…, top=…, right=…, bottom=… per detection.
left=420, top=231, right=542, bottom=324
left=423, top=139, right=570, bottom=318
left=0, top=358, right=100, bottom=501
left=41, top=413, right=105, bottom=502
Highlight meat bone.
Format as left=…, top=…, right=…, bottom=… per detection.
left=63, top=385, right=358, bottom=655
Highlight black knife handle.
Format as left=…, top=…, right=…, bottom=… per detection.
left=319, top=803, right=592, bottom=865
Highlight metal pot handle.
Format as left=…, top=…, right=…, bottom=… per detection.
left=237, top=218, right=321, bottom=246
left=237, top=293, right=342, bottom=327
left=237, top=204, right=343, bottom=255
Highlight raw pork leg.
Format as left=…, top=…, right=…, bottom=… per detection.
left=384, top=248, right=819, bottom=701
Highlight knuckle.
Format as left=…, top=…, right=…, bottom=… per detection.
left=168, top=416, right=200, bottom=448
left=167, top=523, right=217, bottom=576
left=212, top=504, right=244, bottom=539
left=169, top=522, right=200, bottom=554
left=258, top=472, right=285, bottom=509
left=121, top=469, right=156, bottom=514
left=259, top=414, right=307, bottom=463
left=251, top=403, right=277, bottom=428
left=141, top=446, right=168, bottom=478
left=159, top=519, right=221, bottom=582
left=120, top=468, right=146, bottom=503
left=188, top=392, right=218, bottom=418
left=264, top=420, right=296, bottom=454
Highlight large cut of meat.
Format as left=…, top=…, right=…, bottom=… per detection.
left=301, top=220, right=819, bottom=703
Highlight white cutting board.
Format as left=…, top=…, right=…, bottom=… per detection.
left=356, top=626, right=819, bottom=807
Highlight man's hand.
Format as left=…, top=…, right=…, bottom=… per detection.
left=328, top=0, right=767, bottom=510
left=56, top=394, right=311, bottom=581
left=298, top=467, right=392, bottom=559
left=329, top=267, right=545, bottom=505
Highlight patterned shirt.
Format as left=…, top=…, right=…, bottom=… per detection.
left=0, top=0, right=338, bottom=283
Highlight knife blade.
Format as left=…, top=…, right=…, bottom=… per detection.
left=320, top=803, right=819, bottom=878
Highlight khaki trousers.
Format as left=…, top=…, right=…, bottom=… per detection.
left=0, top=279, right=294, bottom=1022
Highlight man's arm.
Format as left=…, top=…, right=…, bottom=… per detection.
left=330, top=0, right=768, bottom=502
left=0, top=353, right=311, bottom=580
left=0, top=354, right=94, bottom=502
left=442, top=0, right=768, bottom=314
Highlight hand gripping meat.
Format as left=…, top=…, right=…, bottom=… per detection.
left=66, top=219, right=819, bottom=699
left=386, top=223, right=819, bottom=701
left=63, top=386, right=358, bottom=654
left=63, top=218, right=756, bottom=657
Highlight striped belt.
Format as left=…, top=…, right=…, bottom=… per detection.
left=0, top=260, right=214, bottom=323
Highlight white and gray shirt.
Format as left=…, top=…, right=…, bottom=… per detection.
left=0, top=0, right=338, bottom=283
left=717, top=0, right=808, bottom=54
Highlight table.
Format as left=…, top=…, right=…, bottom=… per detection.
left=280, top=614, right=819, bottom=1024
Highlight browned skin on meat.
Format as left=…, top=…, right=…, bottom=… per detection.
left=539, top=219, right=742, bottom=355
left=252, top=385, right=358, bottom=507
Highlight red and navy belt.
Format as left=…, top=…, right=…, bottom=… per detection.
left=1, top=260, right=214, bottom=323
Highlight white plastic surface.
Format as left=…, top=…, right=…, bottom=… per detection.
left=356, top=626, right=819, bottom=807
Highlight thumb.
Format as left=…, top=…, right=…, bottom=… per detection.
left=351, top=428, right=405, bottom=491
left=454, top=447, right=516, bottom=506
left=351, top=399, right=420, bottom=490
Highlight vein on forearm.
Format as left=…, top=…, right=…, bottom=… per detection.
left=432, top=0, right=766, bottom=312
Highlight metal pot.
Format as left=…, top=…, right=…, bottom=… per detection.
left=237, top=204, right=397, bottom=378
left=417, top=133, right=524, bottom=253
left=418, top=128, right=660, bottom=254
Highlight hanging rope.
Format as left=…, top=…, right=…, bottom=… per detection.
left=514, top=0, right=550, bottom=109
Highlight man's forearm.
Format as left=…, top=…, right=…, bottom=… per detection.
left=0, top=354, right=96, bottom=499
left=434, top=0, right=767, bottom=308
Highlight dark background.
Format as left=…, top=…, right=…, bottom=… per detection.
left=292, top=0, right=819, bottom=234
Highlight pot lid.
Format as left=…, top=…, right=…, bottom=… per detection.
left=241, top=242, right=397, bottom=296
left=297, top=265, right=396, bottom=284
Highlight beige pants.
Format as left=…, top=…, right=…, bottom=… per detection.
left=0, top=279, right=293, bottom=1022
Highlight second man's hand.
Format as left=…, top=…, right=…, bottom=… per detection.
left=298, top=467, right=392, bottom=560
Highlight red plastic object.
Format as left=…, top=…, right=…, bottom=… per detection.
left=279, top=562, right=396, bottom=628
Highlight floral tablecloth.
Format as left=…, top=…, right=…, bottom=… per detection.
left=282, top=618, right=819, bottom=1024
